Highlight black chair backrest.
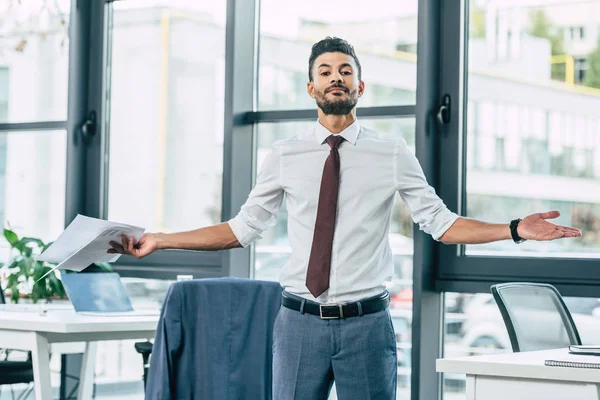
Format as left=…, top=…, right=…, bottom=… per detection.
left=491, top=282, right=582, bottom=352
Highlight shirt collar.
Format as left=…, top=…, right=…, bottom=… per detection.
left=314, top=119, right=360, bottom=146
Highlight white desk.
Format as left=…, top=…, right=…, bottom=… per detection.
left=437, top=348, right=600, bottom=400
left=0, top=309, right=159, bottom=400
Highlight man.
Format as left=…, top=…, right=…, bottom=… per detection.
left=109, top=37, right=582, bottom=399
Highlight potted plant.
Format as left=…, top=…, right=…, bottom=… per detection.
left=0, top=228, right=112, bottom=303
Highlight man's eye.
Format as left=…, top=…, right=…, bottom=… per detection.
left=342, top=71, right=352, bottom=75
left=321, top=72, right=330, bottom=76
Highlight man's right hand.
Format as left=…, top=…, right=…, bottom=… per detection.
left=108, top=233, right=161, bottom=259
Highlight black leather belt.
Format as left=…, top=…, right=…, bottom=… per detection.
left=281, top=291, right=390, bottom=319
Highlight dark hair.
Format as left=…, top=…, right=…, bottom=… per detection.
left=308, top=37, right=362, bottom=82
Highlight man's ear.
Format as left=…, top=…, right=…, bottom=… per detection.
left=307, top=81, right=316, bottom=98
left=358, top=80, right=365, bottom=97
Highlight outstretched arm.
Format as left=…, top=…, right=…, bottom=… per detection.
left=438, top=210, right=582, bottom=245
left=108, top=223, right=241, bottom=259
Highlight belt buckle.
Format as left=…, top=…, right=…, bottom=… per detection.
left=319, top=303, right=344, bottom=319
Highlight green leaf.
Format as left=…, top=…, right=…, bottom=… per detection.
left=94, top=262, right=113, bottom=272
left=11, top=289, right=19, bottom=303
left=23, top=246, right=33, bottom=258
left=19, top=258, right=34, bottom=276
left=3, top=229, right=19, bottom=246
left=16, top=238, right=45, bottom=257
left=19, top=237, right=44, bottom=248
left=42, top=241, right=54, bottom=252
left=6, top=273, right=19, bottom=287
left=33, top=263, right=50, bottom=280
left=31, top=283, right=42, bottom=303
left=7, top=258, right=20, bottom=270
left=48, top=274, right=65, bottom=298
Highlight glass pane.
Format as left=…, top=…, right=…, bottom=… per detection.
left=254, top=118, right=415, bottom=400
left=106, top=1, right=226, bottom=232
left=442, top=292, right=600, bottom=399
left=0, top=1, right=70, bottom=123
left=465, top=1, right=600, bottom=257
left=258, top=0, right=418, bottom=110
left=0, top=130, right=66, bottom=259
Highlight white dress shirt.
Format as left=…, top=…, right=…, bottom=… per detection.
left=228, top=120, right=459, bottom=303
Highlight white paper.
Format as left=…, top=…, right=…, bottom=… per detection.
left=36, top=215, right=145, bottom=281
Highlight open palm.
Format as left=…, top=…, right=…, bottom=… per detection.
left=518, top=211, right=582, bottom=241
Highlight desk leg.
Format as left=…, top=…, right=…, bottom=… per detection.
left=31, top=333, right=52, bottom=400
left=466, top=375, right=476, bottom=400
left=77, top=342, right=97, bottom=400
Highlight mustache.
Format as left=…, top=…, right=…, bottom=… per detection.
left=325, top=84, right=349, bottom=93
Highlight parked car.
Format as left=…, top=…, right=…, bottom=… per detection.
left=456, top=293, right=600, bottom=355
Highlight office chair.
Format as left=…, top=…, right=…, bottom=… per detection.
left=490, top=282, right=582, bottom=352
left=134, top=340, right=153, bottom=389
left=0, top=288, right=35, bottom=400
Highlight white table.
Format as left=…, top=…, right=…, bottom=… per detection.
left=0, top=309, right=159, bottom=400
left=437, top=348, right=600, bottom=400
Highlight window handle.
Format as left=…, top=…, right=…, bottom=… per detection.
left=436, top=94, right=451, bottom=125
left=78, top=110, right=97, bottom=145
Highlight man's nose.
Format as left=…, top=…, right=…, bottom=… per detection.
left=330, top=73, right=343, bottom=83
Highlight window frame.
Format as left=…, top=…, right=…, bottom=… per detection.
left=436, top=0, right=600, bottom=297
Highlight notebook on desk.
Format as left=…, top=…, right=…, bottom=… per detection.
left=61, top=272, right=160, bottom=317
left=545, top=348, right=600, bottom=369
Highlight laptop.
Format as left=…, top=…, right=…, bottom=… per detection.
left=61, top=272, right=161, bottom=317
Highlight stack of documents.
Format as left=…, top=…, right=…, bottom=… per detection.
left=37, top=215, right=145, bottom=279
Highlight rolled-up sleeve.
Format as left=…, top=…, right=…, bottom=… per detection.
left=394, top=138, right=459, bottom=241
left=227, top=144, right=284, bottom=247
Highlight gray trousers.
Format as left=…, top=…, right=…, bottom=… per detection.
left=272, top=301, right=398, bottom=400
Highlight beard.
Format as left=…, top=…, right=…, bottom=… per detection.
left=315, top=86, right=359, bottom=115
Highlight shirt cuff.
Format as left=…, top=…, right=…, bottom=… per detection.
left=431, top=212, right=460, bottom=241
left=227, top=218, right=256, bottom=248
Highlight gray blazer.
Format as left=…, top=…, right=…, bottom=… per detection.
left=145, top=277, right=283, bottom=400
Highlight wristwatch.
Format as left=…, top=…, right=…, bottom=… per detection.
left=509, top=218, right=526, bottom=244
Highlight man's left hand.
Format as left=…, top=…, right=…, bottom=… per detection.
left=518, top=210, right=582, bottom=241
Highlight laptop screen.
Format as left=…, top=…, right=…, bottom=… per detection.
left=61, top=272, right=134, bottom=312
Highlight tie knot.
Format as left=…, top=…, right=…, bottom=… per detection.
left=326, top=135, right=344, bottom=150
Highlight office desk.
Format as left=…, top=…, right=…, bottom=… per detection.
left=437, top=348, right=600, bottom=400
left=0, top=309, right=159, bottom=400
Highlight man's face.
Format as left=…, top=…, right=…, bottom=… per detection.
left=307, top=52, right=365, bottom=115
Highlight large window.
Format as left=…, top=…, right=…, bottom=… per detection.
left=98, top=1, right=228, bottom=394
left=464, top=1, right=600, bottom=258
left=258, top=0, right=418, bottom=110
left=0, top=0, right=70, bottom=253
left=0, top=1, right=70, bottom=123
left=436, top=0, right=600, bottom=285
left=0, top=130, right=66, bottom=263
left=106, top=1, right=226, bottom=233
left=0, top=130, right=66, bottom=239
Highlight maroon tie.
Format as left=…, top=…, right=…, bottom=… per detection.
left=306, top=134, right=345, bottom=298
